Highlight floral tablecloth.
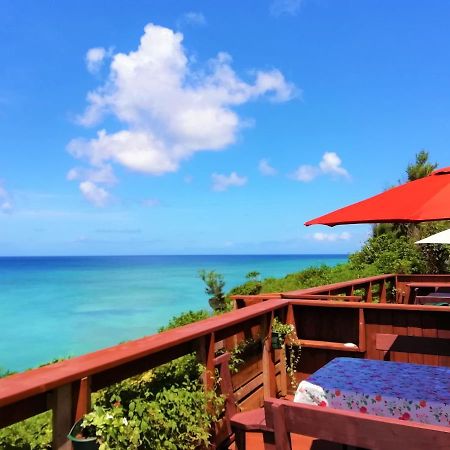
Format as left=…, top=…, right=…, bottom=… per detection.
left=294, top=357, right=450, bottom=426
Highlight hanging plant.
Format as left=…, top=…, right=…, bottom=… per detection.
left=271, top=317, right=302, bottom=389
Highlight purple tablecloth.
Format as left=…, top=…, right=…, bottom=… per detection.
left=294, top=357, right=450, bottom=426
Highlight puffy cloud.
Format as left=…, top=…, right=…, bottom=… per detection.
left=0, top=184, right=12, bottom=213
left=312, top=231, right=351, bottom=242
left=212, top=172, right=247, bottom=191
left=258, top=158, right=277, bottom=176
left=270, top=0, right=303, bottom=17
left=79, top=181, right=110, bottom=207
left=319, top=152, right=350, bottom=178
left=292, top=152, right=350, bottom=182
left=85, top=47, right=112, bottom=74
left=68, top=23, right=296, bottom=204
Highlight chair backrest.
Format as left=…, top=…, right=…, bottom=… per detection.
left=264, top=398, right=450, bottom=450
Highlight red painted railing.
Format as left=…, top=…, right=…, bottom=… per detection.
left=1, top=274, right=450, bottom=449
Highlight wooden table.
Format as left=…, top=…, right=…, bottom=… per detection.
left=294, top=357, right=450, bottom=426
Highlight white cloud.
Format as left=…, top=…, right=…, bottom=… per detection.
left=0, top=183, right=13, bottom=213
left=68, top=23, right=296, bottom=203
left=79, top=181, right=110, bottom=207
left=270, top=0, right=303, bottom=17
left=212, top=172, right=247, bottom=191
left=67, top=164, right=117, bottom=185
left=258, top=158, right=277, bottom=176
left=319, top=152, right=350, bottom=178
left=180, top=12, right=206, bottom=26
left=85, top=47, right=112, bottom=74
left=312, top=231, right=351, bottom=242
left=292, top=164, right=319, bottom=182
left=292, top=152, right=350, bottom=182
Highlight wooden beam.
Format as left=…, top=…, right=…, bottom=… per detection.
left=375, top=333, right=450, bottom=357
left=72, top=377, right=91, bottom=422
left=50, top=384, right=72, bottom=450
left=265, top=398, right=450, bottom=450
left=196, top=333, right=216, bottom=392
left=261, top=313, right=277, bottom=398
left=358, top=308, right=367, bottom=353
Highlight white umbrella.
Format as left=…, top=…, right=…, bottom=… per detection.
left=415, top=228, right=450, bottom=244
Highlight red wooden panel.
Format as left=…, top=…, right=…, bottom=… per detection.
left=391, top=310, right=409, bottom=362
left=407, top=311, right=424, bottom=364
left=265, top=398, right=450, bottom=450
left=421, top=313, right=439, bottom=366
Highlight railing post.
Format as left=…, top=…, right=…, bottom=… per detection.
left=379, top=280, right=387, bottom=303
left=50, top=384, right=73, bottom=450
left=358, top=309, right=366, bottom=353
left=365, top=282, right=373, bottom=302
left=261, top=312, right=277, bottom=399
left=196, top=333, right=216, bottom=392
left=73, top=377, right=91, bottom=422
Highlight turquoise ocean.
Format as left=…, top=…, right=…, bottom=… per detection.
left=0, top=255, right=346, bottom=372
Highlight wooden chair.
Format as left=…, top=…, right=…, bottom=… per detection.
left=214, top=352, right=275, bottom=450
left=264, top=398, right=450, bottom=450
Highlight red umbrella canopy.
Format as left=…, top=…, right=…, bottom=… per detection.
left=305, top=167, right=450, bottom=227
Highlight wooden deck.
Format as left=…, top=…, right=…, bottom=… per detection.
left=0, top=273, right=449, bottom=449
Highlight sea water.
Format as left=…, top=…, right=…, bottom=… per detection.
left=0, top=255, right=346, bottom=372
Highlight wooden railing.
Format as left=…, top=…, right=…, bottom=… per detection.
left=1, top=274, right=450, bottom=449
left=232, top=273, right=450, bottom=308
left=231, top=274, right=397, bottom=308
left=0, top=299, right=290, bottom=449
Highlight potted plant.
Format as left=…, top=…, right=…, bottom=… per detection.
left=67, top=418, right=98, bottom=450
left=271, top=317, right=295, bottom=349
left=271, top=317, right=302, bottom=388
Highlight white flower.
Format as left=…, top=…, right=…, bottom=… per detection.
left=122, top=418, right=128, bottom=425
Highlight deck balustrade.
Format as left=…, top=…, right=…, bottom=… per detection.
left=0, top=273, right=449, bottom=449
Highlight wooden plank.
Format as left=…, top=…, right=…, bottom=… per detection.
left=239, top=385, right=264, bottom=411
left=375, top=334, right=450, bottom=356
left=421, top=313, right=439, bottom=366
left=377, top=309, right=393, bottom=360
left=437, top=313, right=450, bottom=367
left=364, top=310, right=379, bottom=360
left=265, top=399, right=450, bottom=450
left=261, top=312, right=277, bottom=399
left=231, top=353, right=262, bottom=390
left=379, top=279, right=387, bottom=303
left=50, top=384, right=72, bottom=450
left=72, top=376, right=91, bottom=422
left=407, top=311, right=424, bottom=364
left=196, top=333, right=215, bottom=391
left=391, top=310, right=409, bottom=362
left=358, top=308, right=366, bottom=353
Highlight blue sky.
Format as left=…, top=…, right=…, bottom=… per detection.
left=1, top=0, right=450, bottom=256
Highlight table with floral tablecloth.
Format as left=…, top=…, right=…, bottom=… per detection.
left=294, top=357, right=450, bottom=426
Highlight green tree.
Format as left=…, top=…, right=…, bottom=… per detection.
left=406, top=149, right=437, bottom=181
left=198, top=270, right=227, bottom=312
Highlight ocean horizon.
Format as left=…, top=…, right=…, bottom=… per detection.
left=1, top=254, right=347, bottom=372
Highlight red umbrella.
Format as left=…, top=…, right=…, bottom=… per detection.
left=305, top=167, right=450, bottom=227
